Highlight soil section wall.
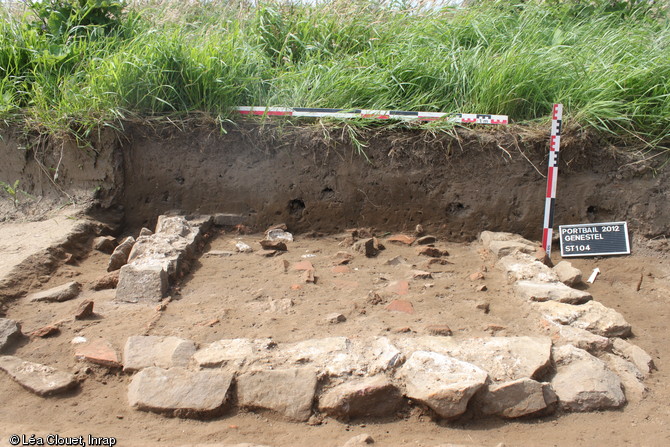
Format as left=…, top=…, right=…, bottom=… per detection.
left=1, top=122, right=668, bottom=241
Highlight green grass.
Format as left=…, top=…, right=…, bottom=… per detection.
left=0, top=0, right=668, bottom=149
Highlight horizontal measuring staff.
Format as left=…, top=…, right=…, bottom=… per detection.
left=235, top=107, right=508, bottom=124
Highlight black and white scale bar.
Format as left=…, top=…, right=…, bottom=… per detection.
left=235, top=107, right=508, bottom=124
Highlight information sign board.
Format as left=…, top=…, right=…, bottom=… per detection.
left=559, top=222, right=630, bottom=257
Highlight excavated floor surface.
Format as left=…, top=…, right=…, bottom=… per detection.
left=1, top=218, right=670, bottom=446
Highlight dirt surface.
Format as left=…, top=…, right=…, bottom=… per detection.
left=1, top=221, right=669, bottom=447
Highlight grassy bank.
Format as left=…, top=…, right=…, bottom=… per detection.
left=0, top=0, right=668, bottom=148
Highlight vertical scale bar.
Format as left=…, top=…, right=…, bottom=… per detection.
left=542, top=104, right=563, bottom=255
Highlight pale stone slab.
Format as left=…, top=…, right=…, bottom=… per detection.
left=398, top=351, right=488, bottom=418
left=395, top=336, right=552, bottom=382
left=515, top=280, right=592, bottom=304
left=193, top=338, right=255, bottom=369
left=542, top=319, right=612, bottom=354
left=488, top=240, right=537, bottom=258
left=553, top=261, right=583, bottom=286
left=552, top=345, right=626, bottom=412
left=604, top=353, right=647, bottom=403
left=123, top=335, right=196, bottom=372
left=128, top=367, right=233, bottom=418
left=28, top=281, right=81, bottom=302
left=0, top=318, right=22, bottom=352
left=534, top=300, right=632, bottom=337
left=319, top=376, right=403, bottom=419
left=477, top=378, right=557, bottom=418
left=0, top=355, right=77, bottom=396
left=479, top=231, right=536, bottom=251
left=237, top=368, right=317, bottom=422
left=115, top=263, right=168, bottom=303
left=497, top=253, right=559, bottom=284
left=612, top=338, right=655, bottom=377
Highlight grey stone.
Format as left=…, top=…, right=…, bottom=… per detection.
left=0, top=318, right=22, bottom=352
left=115, top=263, right=168, bottom=303
left=553, top=261, right=583, bottom=286
left=477, top=378, right=556, bottom=418
left=551, top=345, right=626, bottom=412
left=515, top=280, right=592, bottom=304
left=123, top=335, right=196, bottom=372
left=107, top=236, right=135, bottom=272
left=497, top=252, right=559, bottom=284
left=235, top=241, right=253, bottom=253
left=326, top=313, right=347, bottom=324
left=203, top=250, right=235, bottom=257
left=398, top=351, right=488, bottom=418
left=28, top=281, right=81, bottom=303
left=319, top=376, right=403, bottom=419
left=604, top=353, right=647, bottom=403
left=237, top=368, right=317, bottom=422
left=479, top=231, right=535, bottom=251
left=273, top=337, right=404, bottom=378
left=0, top=355, right=77, bottom=396
left=341, top=434, right=374, bottom=447
left=488, top=240, right=537, bottom=259
left=128, top=367, right=233, bottom=418
left=416, top=235, right=437, bottom=245
left=612, top=338, right=655, bottom=377
left=139, top=227, right=153, bottom=237
left=93, top=236, right=116, bottom=254
left=193, top=338, right=255, bottom=369
left=534, top=300, right=632, bottom=337
left=542, top=319, right=612, bottom=354
left=395, top=336, right=552, bottom=382
left=214, top=213, right=248, bottom=226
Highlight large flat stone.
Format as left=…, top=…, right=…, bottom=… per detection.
left=541, top=319, right=612, bottom=354
left=395, top=336, right=552, bottom=382
left=497, top=253, right=559, bottom=284
left=515, top=280, right=592, bottom=304
left=551, top=345, right=626, bottom=412
left=534, top=300, right=632, bottom=337
left=0, top=355, right=77, bottom=396
left=604, top=353, right=647, bottom=403
left=237, top=368, right=317, bottom=422
left=553, top=261, right=583, bottom=286
left=128, top=367, right=233, bottom=418
left=612, top=338, right=655, bottom=377
left=487, top=240, right=537, bottom=259
left=319, top=376, right=403, bottom=419
left=123, top=335, right=196, bottom=372
left=398, top=351, right=488, bottom=419
left=476, top=378, right=557, bottom=418
left=0, top=318, right=22, bottom=352
left=193, top=338, right=256, bottom=369
left=479, top=231, right=536, bottom=252
left=28, top=281, right=81, bottom=302
left=115, top=263, right=168, bottom=303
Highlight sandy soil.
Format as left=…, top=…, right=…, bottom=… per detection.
left=1, top=224, right=670, bottom=447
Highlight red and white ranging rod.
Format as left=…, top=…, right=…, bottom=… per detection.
left=542, top=103, right=563, bottom=256
left=235, top=106, right=508, bottom=125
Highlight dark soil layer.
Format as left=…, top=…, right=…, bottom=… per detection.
left=1, top=121, right=668, bottom=241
